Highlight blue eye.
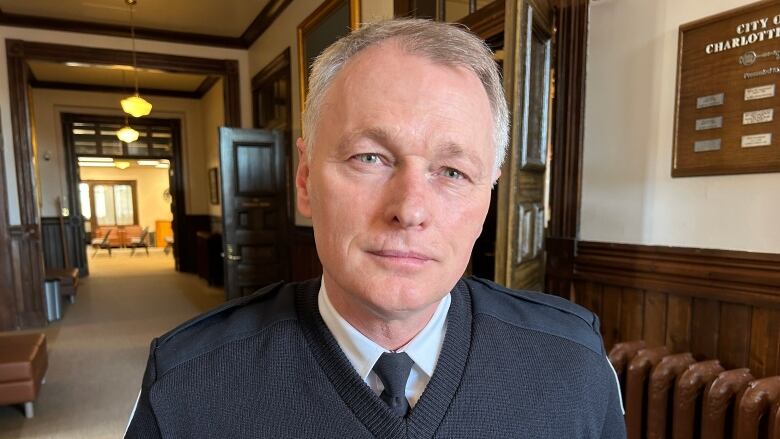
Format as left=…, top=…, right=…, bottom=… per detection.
left=355, top=153, right=381, bottom=164
left=442, top=167, right=465, bottom=179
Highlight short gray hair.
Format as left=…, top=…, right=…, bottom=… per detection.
left=303, top=18, right=509, bottom=176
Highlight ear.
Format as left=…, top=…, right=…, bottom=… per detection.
left=295, top=138, right=312, bottom=218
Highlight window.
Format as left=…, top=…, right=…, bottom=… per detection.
left=64, top=115, right=175, bottom=159
left=79, top=181, right=139, bottom=233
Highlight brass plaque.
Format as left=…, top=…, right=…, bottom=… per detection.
left=673, top=1, right=780, bottom=177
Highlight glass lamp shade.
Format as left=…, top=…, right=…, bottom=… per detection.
left=114, top=161, right=131, bottom=170
left=117, top=125, right=140, bottom=143
left=121, top=94, right=153, bottom=117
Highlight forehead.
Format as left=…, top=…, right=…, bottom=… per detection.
left=318, top=42, right=494, bottom=158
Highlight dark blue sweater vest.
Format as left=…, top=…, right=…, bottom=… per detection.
left=125, top=277, right=626, bottom=438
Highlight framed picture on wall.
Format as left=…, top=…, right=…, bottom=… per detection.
left=297, top=0, right=360, bottom=136
left=208, top=167, right=219, bottom=205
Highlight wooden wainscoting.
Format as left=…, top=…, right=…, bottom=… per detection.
left=571, top=241, right=780, bottom=378
left=9, top=225, right=46, bottom=328
left=40, top=216, right=88, bottom=276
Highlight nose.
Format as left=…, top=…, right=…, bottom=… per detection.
left=383, top=165, right=431, bottom=229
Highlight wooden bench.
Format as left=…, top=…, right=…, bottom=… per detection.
left=45, top=267, right=79, bottom=304
left=0, top=332, right=48, bottom=418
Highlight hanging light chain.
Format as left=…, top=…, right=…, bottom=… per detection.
left=128, top=0, right=139, bottom=95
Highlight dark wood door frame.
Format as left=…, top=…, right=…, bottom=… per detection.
left=2, top=39, right=241, bottom=328
left=545, top=0, right=589, bottom=297
left=251, top=48, right=294, bottom=238
left=61, top=113, right=183, bottom=272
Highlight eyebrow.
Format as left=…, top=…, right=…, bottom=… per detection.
left=335, top=127, right=395, bottom=157
left=336, top=128, right=486, bottom=172
left=436, top=142, right=484, bottom=170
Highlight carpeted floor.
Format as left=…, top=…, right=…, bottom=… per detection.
left=0, top=248, right=224, bottom=438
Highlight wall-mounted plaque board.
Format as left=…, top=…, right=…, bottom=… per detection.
left=673, top=0, right=780, bottom=177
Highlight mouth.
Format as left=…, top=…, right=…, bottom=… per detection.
left=367, top=249, right=435, bottom=266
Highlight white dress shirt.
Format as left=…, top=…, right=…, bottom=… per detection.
left=318, top=280, right=450, bottom=408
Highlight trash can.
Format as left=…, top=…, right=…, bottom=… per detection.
left=44, top=280, right=62, bottom=322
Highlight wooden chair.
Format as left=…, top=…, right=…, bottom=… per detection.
left=163, top=236, right=174, bottom=255
left=128, top=227, right=150, bottom=256
left=91, top=228, right=112, bottom=258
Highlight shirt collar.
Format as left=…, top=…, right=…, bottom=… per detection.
left=318, top=279, right=450, bottom=381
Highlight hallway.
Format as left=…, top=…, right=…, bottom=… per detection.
left=0, top=250, right=224, bottom=438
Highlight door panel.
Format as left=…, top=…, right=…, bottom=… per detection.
left=497, top=0, right=555, bottom=291
left=513, top=2, right=553, bottom=291
left=220, top=128, right=289, bottom=300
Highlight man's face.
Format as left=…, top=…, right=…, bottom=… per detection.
left=296, top=42, right=496, bottom=320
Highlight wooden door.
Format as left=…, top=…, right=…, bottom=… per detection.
left=496, top=0, right=555, bottom=291
left=219, top=128, right=289, bottom=300
left=460, top=2, right=506, bottom=281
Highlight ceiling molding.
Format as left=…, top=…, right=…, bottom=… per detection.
left=0, top=2, right=293, bottom=50
left=29, top=79, right=203, bottom=99
left=240, top=0, right=293, bottom=47
left=195, top=75, right=221, bottom=97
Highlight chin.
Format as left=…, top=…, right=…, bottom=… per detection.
left=360, top=273, right=454, bottom=315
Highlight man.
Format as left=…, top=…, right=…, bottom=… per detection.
left=126, top=19, right=625, bottom=438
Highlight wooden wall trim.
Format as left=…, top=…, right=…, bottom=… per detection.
left=9, top=39, right=242, bottom=127
left=30, top=80, right=203, bottom=99
left=0, top=2, right=293, bottom=49
left=239, top=0, right=294, bottom=47
left=543, top=0, right=588, bottom=295
left=223, top=60, right=241, bottom=127
left=6, top=40, right=37, bottom=226
left=8, top=225, right=46, bottom=328
left=0, top=85, right=16, bottom=330
left=575, top=241, right=780, bottom=308
left=40, top=216, right=88, bottom=277
left=458, top=0, right=505, bottom=40
left=548, top=0, right=588, bottom=239
left=0, top=9, right=243, bottom=48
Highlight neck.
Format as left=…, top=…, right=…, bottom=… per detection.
left=324, top=279, right=440, bottom=351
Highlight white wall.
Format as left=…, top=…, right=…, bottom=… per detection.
left=247, top=0, right=393, bottom=225
left=581, top=0, right=780, bottom=253
left=201, top=79, right=225, bottom=218
left=79, top=166, right=172, bottom=232
left=30, top=88, right=209, bottom=217
left=0, top=25, right=252, bottom=225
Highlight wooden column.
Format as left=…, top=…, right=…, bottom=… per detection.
left=545, top=0, right=589, bottom=297
left=6, top=40, right=46, bottom=328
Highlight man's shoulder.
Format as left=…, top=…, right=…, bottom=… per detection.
left=151, top=280, right=307, bottom=377
left=464, top=276, right=604, bottom=356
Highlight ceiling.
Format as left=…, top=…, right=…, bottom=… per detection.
left=0, top=0, right=270, bottom=38
left=28, top=60, right=209, bottom=92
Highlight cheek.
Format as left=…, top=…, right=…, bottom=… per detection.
left=310, top=169, right=379, bottom=236
left=439, top=194, right=491, bottom=254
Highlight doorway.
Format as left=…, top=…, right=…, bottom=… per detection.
left=5, top=39, right=240, bottom=326
left=61, top=113, right=182, bottom=268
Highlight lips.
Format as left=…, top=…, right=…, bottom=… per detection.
left=368, top=249, right=435, bottom=262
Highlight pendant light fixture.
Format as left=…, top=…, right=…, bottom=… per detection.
left=120, top=0, right=152, bottom=118
left=117, top=116, right=140, bottom=143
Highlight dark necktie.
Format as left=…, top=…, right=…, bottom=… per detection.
left=372, top=352, right=415, bottom=417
